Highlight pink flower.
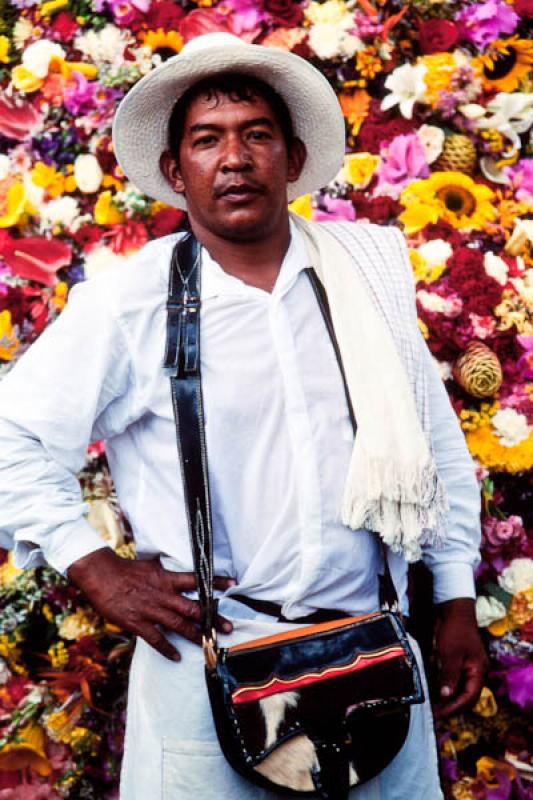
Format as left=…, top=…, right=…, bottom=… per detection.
left=374, top=133, right=429, bottom=199
left=219, top=0, right=267, bottom=34
left=0, top=92, right=43, bottom=141
left=455, top=0, right=519, bottom=49
left=482, top=515, right=526, bottom=553
left=503, top=160, right=533, bottom=202
left=517, top=335, right=533, bottom=379
left=64, top=72, right=98, bottom=116
left=180, top=9, right=234, bottom=42
left=312, top=196, right=356, bottom=222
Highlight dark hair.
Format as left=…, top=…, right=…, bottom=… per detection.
left=167, top=72, right=295, bottom=162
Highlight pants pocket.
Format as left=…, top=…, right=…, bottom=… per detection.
left=162, top=738, right=267, bottom=800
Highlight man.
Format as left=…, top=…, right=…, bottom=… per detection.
left=0, top=33, right=486, bottom=799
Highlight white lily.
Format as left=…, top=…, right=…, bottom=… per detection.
left=470, top=92, right=533, bottom=155
left=381, top=62, right=427, bottom=120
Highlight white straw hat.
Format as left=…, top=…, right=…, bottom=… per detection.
left=112, top=33, right=346, bottom=210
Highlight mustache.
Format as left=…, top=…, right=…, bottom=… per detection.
left=214, top=181, right=266, bottom=198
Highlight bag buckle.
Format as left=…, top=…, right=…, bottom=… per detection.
left=202, top=628, right=218, bottom=671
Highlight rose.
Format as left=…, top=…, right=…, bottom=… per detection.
left=49, top=11, right=79, bottom=42
left=263, top=0, right=303, bottom=27
left=145, top=0, right=185, bottom=31
left=418, top=19, right=458, bottom=54
left=483, top=516, right=525, bottom=550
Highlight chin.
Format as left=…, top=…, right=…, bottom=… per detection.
left=215, top=211, right=276, bottom=242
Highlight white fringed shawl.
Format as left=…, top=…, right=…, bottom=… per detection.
left=291, top=215, right=448, bottom=562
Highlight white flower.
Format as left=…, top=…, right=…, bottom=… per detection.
left=75, top=24, right=132, bottom=67
left=435, top=359, right=453, bottom=381
left=24, top=171, right=45, bottom=208
left=492, top=408, right=531, bottom=447
left=475, top=596, right=507, bottom=627
left=74, top=154, right=103, bottom=194
left=484, top=252, right=508, bottom=286
left=381, top=63, right=427, bottom=119
left=83, top=245, right=125, bottom=279
left=22, top=40, right=65, bottom=79
left=459, top=103, right=487, bottom=121
left=417, top=125, right=445, bottom=164
left=499, top=558, right=533, bottom=595
left=12, top=18, right=34, bottom=50
left=472, top=92, right=533, bottom=156
left=0, top=657, right=11, bottom=685
left=0, top=155, right=11, bottom=181
left=505, top=219, right=533, bottom=256
left=416, top=290, right=462, bottom=317
left=417, top=239, right=452, bottom=267
left=305, top=0, right=349, bottom=25
left=308, top=22, right=363, bottom=60
left=39, top=196, right=80, bottom=229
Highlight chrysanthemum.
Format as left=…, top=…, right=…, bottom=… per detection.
left=466, top=422, right=533, bottom=472
left=139, top=28, right=184, bottom=59
left=473, top=37, right=533, bottom=92
left=399, top=171, right=497, bottom=233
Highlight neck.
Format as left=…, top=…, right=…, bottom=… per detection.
left=189, top=217, right=291, bottom=294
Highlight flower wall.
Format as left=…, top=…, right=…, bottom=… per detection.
left=0, top=0, right=532, bottom=797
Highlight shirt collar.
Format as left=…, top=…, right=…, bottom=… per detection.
left=200, top=219, right=310, bottom=300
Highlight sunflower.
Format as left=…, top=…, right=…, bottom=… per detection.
left=473, top=37, right=533, bottom=93
left=139, top=28, right=184, bottom=60
left=399, top=171, right=496, bottom=234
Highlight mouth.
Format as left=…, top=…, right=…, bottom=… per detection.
left=217, top=184, right=263, bottom=203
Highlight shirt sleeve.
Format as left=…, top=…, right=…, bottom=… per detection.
left=420, top=337, right=482, bottom=603
left=0, top=278, right=138, bottom=575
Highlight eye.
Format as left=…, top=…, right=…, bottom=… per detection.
left=193, top=135, right=217, bottom=146
left=248, top=130, right=271, bottom=141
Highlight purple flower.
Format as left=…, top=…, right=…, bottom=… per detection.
left=455, top=0, right=519, bottom=49
left=506, top=663, right=533, bottom=709
left=374, top=133, right=429, bottom=199
left=64, top=72, right=98, bottom=116
left=219, top=0, right=267, bottom=33
left=312, top=196, right=356, bottom=222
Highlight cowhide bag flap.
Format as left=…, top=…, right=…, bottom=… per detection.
left=165, top=234, right=424, bottom=800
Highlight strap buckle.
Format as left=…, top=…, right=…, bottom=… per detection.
left=202, top=628, right=218, bottom=671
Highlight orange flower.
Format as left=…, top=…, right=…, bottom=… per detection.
left=339, top=90, right=371, bottom=136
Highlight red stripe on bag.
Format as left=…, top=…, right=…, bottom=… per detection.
left=231, top=645, right=405, bottom=705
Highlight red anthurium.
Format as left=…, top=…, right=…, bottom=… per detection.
left=0, top=92, right=43, bottom=141
left=0, top=234, right=72, bottom=286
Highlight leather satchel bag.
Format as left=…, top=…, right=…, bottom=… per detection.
left=164, top=233, right=424, bottom=800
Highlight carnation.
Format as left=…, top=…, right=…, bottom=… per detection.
left=75, top=24, right=133, bottom=67
left=39, top=196, right=80, bottom=229
left=416, top=289, right=462, bottom=316
left=499, top=558, right=533, bottom=595
left=417, top=239, right=452, bottom=268
left=492, top=408, right=531, bottom=447
left=476, top=595, right=507, bottom=627
left=484, top=252, right=509, bottom=286
left=308, top=22, right=363, bottom=60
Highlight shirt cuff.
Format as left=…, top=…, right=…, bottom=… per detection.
left=430, top=561, right=477, bottom=604
left=13, top=517, right=109, bottom=576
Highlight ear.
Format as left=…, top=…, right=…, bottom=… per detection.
left=159, top=150, right=185, bottom=195
left=287, top=138, right=307, bottom=185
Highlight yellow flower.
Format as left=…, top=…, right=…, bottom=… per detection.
left=305, top=0, right=349, bottom=25
left=473, top=686, right=498, bottom=717
left=356, top=47, right=382, bottom=80
left=0, top=723, right=51, bottom=776
left=476, top=756, right=516, bottom=787
left=418, top=318, right=429, bottom=339
left=0, top=551, right=22, bottom=586
left=40, top=0, right=69, bottom=15
left=473, top=37, right=533, bottom=92
left=339, top=90, right=371, bottom=136
left=409, top=249, right=447, bottom=283
left=58, top=609, right=98, bottom=640
left=45, top=710, right=75, bottom=743
left=0, top=36, right=10, bottom=64
left=48, top=641, right=69, bottom=668
left=102, top=173, right=124, bottom=192
left=343, top=153, right=380, bottom=188
left=289, top=194, right=313, bottom=220
left=399, top=172, right=496, bottom=234
left=30, top=161, right=65, bottom=198
left=466, top=422, right=533, bottom=473
left=495, top=289, right=533, bottom=335
left=419, top=53, right=456, bottom=107
left=0, top=180, right=27, bottom=227
left=509, top=586, right=533, bottom=627
left=94, top=190, right=124, bottom=225
left=51, top=281, right=68, bottom=311
left=140, top=28, right=184, bottom=56
left=0, top=311, right=20, bottom=362
left=11, top=65, right=44, bottom=92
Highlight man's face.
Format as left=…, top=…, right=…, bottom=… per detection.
left=160, top=90, right=305, bottom=242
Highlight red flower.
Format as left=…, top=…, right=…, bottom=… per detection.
left=421, top=221, right=463, bottom=248
left=49, top=11, right=79, bottom=41
left=179, top=9, right=233, bottom=43
left=107, top=221, right=149, bottom=255
left=72, top=224, right=104, bottom=253
left=145, top=0, right=185, bottom=31
left=149, top=207, right=187, bottom=237
left=0, top=233, right=72, bottom=286
left=514, top=0, right=533, bottom=17
left=262, top=0, right=304, bottom=27
left=448, top=247, right=503, bottom=315
left=356, top=102, right=416, bottom=154
left=0, top=92, right=42, bottom=141
left=418, top=19, right=458, bottom=54
left=349, top=193, right=402, bottom=224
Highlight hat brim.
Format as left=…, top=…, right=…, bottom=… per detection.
left=112, top=42, right=346, bottom=210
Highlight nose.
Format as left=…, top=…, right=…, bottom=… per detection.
left=220, top=134, right=252, bottom=173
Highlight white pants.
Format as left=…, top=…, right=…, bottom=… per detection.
left=120, top=599, right=443, bottom=800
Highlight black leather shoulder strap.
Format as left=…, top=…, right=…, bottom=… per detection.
left=165, top=236, right=399, bottom=640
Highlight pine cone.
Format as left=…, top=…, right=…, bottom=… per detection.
left=434, top=135, right=477, bottom=175
left=453, top=342, right=503, bottom=398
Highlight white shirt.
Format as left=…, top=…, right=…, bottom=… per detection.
left=0, top=224, right=480, bottom=618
